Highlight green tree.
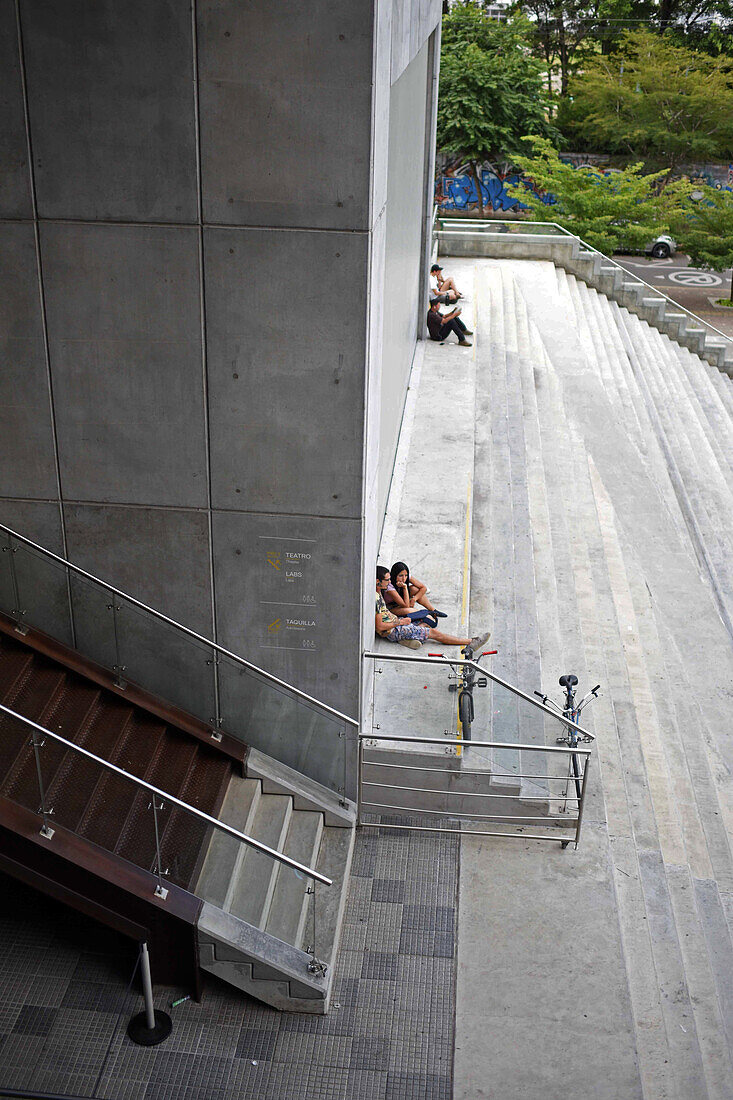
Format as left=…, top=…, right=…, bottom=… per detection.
left=515, top=0, right=646, bottom=98
left=506, top=136, right=673, bottom=252
left=437, top=4, right=556, bottom=215
left=558, top=29, right=733, bottom=169
left=669, top=184, right=733, bottom=303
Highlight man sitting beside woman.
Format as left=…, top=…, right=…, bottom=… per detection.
left=376, top=565, right=489, bottom=654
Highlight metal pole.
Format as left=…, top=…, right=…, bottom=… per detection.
left=3, top=536, right=27, bottom=635
left=150, top=798, right=168, bottom=900
left=127, top=942, right=172, bottom=1046
left=31, top=732, right=54, bottom=839
left=357, top=738, right=363, bottom=827
left=306, top=881, right=327, bottom=978
left=574, top=754, right=592, bottom=849
left=107, top=597, right=126, bottom=688
left=140, top=942, right=156, bottom=1030
left=207, top=652, right=223, bottom=742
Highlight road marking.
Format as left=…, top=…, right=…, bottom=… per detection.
left=668, top=270, right=723, bottom=287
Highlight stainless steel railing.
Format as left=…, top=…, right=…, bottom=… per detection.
left=362, top=649, right=595, bottom=848
left=358, top=733, right=591, bottom=848
left=0, top=700, right=332, bottom=887
left=0, top=521, right=356, bottom=729
left=435, top=213, right=733, bottom=358
left=0, top=521, right=357, bottom=797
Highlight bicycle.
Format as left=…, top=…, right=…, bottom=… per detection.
left=534, top=673, right=599, bottom=806
left=430, top=646, right=498, bottom=741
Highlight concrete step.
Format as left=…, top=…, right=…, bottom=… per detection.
left=265, top=810, right=323, bottom=948
left=312, top=820, right=355, bottom=968
left=245, top=745, right=355, bottom=827
left=653, top=329, right=733, bottom=502
left=672, top=346, right=733, bottom=487
left=226, top=792, right=292, bottom=926
left=666, top=867, right=733, bottom=1100
left=194, top=776, right=261, bottom=907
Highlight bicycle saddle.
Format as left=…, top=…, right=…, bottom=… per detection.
left=559, top=673, right=578, bottom=688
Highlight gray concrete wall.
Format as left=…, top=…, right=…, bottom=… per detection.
left=378, top=39, right=432, bottom=521
left=0, top=0, right=441, bottom=794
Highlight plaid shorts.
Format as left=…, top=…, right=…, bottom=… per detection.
left=388, top=624, right=430, bottom=643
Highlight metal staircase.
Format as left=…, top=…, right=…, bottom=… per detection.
left=0, top=524, right=358, bottom=1014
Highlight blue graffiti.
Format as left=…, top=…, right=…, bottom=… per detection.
left=436, top=163, right=554, bottom=213
left=437, top=160, right=732, bottom=215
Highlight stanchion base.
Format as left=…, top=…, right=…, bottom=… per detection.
left=127, top=1009, right=172, bottom=1046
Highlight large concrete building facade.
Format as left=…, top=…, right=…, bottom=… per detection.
left=0, top=0, right=442, bottom=794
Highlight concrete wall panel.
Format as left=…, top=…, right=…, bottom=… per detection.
left=0, top=3, right=32, bottom=217
left=370, top=0, right=392, bottom=226
left=204, top=228, right=366, bottom=518
left=20, top=0, right=197, bottom=222
left=211, top=510, right=360, bottom=718
left=379, top=42, right=430, bottom=517
left=390, top=0, right=440, bottom=84
left=0, top=224, right=58, bottom=500
left=0, top=499, right=71, bottom=645
left=41, top=223, right=208, bottom=508
left=197, top=0, right=373, bottom=229
left=63, top=503, right=213, bottom=636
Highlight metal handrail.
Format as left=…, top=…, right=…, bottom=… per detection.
left=437, top=215, right=732, bottom=349
left=0, top=521, right=357, bottom=729
left=360, top=731, right=590, bottom=754
left=363, top=650, right=595, bottom=741
left=0, top=701, right=332, bottom=886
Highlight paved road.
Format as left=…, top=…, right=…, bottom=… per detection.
left=614, top=254, right=733, bottom=338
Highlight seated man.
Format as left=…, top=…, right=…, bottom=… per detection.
left=427, top=299, right=473, bottom=346
left=430, top=263, right=463, bottom=303
left=376, top=567, right=489, bottom=653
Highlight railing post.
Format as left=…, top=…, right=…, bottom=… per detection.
left=30, top=731, right=54, bottom=839
left=357, top=737, right=363, bottom=827
left=574, top=754, right=592, bottom=849
left=306, top=880, right=327, bottom=978
left=106, top=596, right=126, bottom=688
left=149, top=797, right=169, bottom=900
left=127, top=942, right=172, bottom=1046
left=206, top=652, right=223, bottom=742
left=2, top=535, right=28, bottom=635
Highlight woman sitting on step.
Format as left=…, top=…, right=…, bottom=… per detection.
left=384, top=561, right=448, bottom=627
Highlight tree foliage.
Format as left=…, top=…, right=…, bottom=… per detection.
left=668, top=184, right=733, bottom=300
left=437, top=4, right=556, bottom=212
left=558, top=29, right=733, bottom=169
left=506, top=136, right=674, bottom=252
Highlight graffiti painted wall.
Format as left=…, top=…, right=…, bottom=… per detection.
left=435, top=161, right=550, bottom=213
left=435, top=156, right=733, bottom=215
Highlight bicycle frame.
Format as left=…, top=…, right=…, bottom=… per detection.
left=535, top=675, right=600, bottom=808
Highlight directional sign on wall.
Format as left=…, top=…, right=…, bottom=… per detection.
left=258, top=535, right=319, bottom=653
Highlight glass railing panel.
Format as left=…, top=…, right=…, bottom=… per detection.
left=0, top=524, right=354, bottom=798
left=1, top=534, right=74, bottom=645
left=217, top=652, right=349, bottom=796
left=112, top=597, right=217, bottom=728
left=1, top=704, right=329, bottom=959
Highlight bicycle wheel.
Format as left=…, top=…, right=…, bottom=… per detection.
left=458, top=689, right=474, bottom=741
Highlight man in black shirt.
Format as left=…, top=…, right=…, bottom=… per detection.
left=426, top=298, right=473, bottom=346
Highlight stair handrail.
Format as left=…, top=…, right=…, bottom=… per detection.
left=363, top=650, right=595, bottom=741
left=0, top=521, right=358, bottom=730
left=435, top=215, right=733, bottom=350
left=0, top=700, right=333, bottom=886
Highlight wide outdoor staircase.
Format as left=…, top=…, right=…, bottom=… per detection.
left=437, top=221, right=733, bottom=375
left=463, top=255, right=733, bottom=1096
left=0, top=617, right=353, bottom=1013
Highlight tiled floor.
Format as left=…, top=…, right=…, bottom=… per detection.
left=0, top=823, right=458, bottom=1099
